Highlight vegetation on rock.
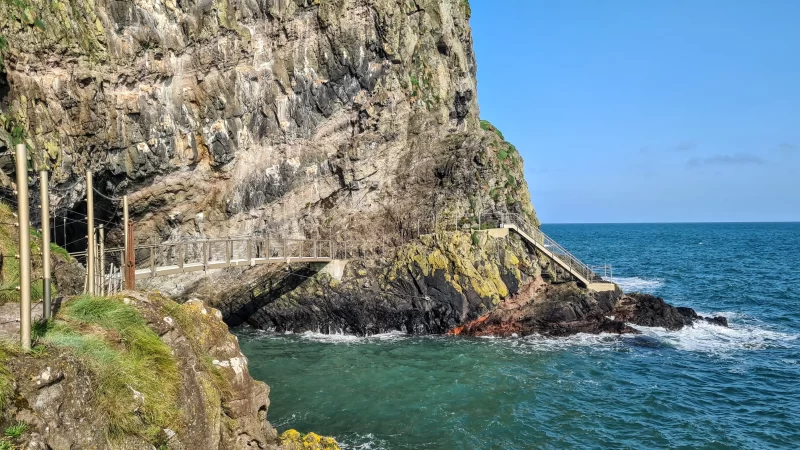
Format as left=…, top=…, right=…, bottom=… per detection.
left=0, top=202, right=70, bottom=305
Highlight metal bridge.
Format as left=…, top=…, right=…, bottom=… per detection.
left=72, top=213, right=615, bottom=295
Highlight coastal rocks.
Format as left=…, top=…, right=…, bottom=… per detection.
left=615, top=293, right=728, bottom=330
left=180, top=231, right=542, bottom=335
left=452, top=284, right=729, bottom=338
left=452, top=281, right=636, bottom=337
left=0, top=293, right=284, bottom=449
left=279, top=429, right=341, bottom=450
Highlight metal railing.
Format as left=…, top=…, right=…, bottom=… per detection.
left=481, top=212, right=608, bottom=283
left=67, top=211, right=610, bottom=285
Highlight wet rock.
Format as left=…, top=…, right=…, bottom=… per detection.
left=615, top=293, right=728, bottom=330
left=614, top=293, right=694, bottom=330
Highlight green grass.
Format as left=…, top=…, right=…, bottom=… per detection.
left=3, top=422, right=26, bottom=439
left=0, top=202, right=66, bottom=304
left=38, top=296, right=181, bottom=441
left=0, top=340, right=20, bottom=411
left=0, top=440, right=12, bottom=450
left=479, top=119, right=504, bottom=140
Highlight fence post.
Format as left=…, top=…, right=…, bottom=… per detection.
left=39, top=169, right=51, bottom=319
left=125, top=220, right=135, bottom=290
left=86, top=170, right=95, bottom=295
left=247, top=239, right=253, bottom=266
left=99, top=225, right=105, bottom=296
left=202, top=241, right=208, bottom=271
left=16, top=144, right=31, bottom=350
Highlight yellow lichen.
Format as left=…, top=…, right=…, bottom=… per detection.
left=279, top=429, right=340, bottom=450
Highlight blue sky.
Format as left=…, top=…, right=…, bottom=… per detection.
left=470, top=0, right=800, bottom=223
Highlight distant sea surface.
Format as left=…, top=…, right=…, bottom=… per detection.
left=237, top=223, right=800, bottom=449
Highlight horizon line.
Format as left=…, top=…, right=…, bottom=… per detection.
left=541, top=220, right=800, bottom=225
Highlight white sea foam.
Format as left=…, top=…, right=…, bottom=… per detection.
left=298, top=330, right=408, bottom=344
left=338, top=433, right=389, bottom=450
left=614, top=276, right=664, bottom=293
left=629, top=315, right=798, bottom=354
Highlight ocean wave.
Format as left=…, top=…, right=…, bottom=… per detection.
left=614, top=276, right=664, bottom=293
left=338, top=433, right=389, bottom=450
left=297, top=330, right=409, bottom=344
left=629, top=318, right=798, bottom=354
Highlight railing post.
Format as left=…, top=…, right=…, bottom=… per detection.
left=125, top=220, right=135, bottom=290
left=225, top=238, right=231, bottom=265
left=202, top=241, right=208, bottom=271
left=266, top=236, right=271, bottom=260
left=39, top=169, right=52, bottom=319
left=99, top=225, right=105, bottom=296
left=16, top=143, right=31, bottom=350
left=178, top=243, right=184, bottom=270
left=247, top=239, right=253, bottom=266
left=86, top=170, right=95, bottom=295
left=313, top=240, right=317, bottom=258
left=150, top=245, right=155, bottom=278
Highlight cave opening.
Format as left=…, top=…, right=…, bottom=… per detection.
left=51, top=181, right=123, bottom=254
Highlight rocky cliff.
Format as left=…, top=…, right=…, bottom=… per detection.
left=0, top=0, right=534, bottom=243
left=0, top=292, right=341, bottom=449
left=0, top=0, right=545, bottom=333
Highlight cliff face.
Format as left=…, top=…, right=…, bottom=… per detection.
left=0, top=0, right=535, bottom=243
left=0, top=0, right=541, bottom=333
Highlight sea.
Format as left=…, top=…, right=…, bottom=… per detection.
left=236, top=223, right=800, bottom=449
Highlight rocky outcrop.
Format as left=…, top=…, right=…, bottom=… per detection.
left=173, top=230, right=573, bottom=335
left=615, top=293, right=729, bottom=329
left=0, top=293, right=338, bottom=449
left=452, top=283, right=729, bottom=337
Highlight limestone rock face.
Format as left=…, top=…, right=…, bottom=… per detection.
left=0, top=0, right=536, bottom=249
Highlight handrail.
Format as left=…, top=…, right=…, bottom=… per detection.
left=66, top=213, right=611, bottom=284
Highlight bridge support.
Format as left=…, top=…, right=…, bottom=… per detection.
left=314, top=260, right=348, bottom=281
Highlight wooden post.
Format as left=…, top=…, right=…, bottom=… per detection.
left=202, top=241, right=208, bottom=271
left=39, top=170, right=51, bottom=319
left=125, top=220, right=135, bottom=290
left=86, top=170, right=95, bottom=295
left=99, top=225, right=105, bottom=295
left=16, top=144, right=31, bottom=350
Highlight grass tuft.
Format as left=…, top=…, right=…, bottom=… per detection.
left=39, top=296, right=181, bottom=441
left=3, top=422, right=27, bottom=439
left=0, top=340, right=20, bottom=411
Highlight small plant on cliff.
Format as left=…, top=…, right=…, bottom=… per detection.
left=479, top=119, right=504, bottom=140
left=3, top=422, right=27, bottom=439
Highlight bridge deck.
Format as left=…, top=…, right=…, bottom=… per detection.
left=135, top=256, right=334, bottom=280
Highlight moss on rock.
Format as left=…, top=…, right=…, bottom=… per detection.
left=280, top=429, right=341, bottom=450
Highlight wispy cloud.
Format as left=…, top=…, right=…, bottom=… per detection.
left=686, top=153, right=765, bottom=168
left=777, top=142, right=798, bottom=156
left=669, top=141, right=697, bottom=152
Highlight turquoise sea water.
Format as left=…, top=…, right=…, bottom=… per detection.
left=237, top=223, right=800, bottom=449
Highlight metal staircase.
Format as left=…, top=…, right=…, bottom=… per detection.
left=492, top=213, right=616, bottom=292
